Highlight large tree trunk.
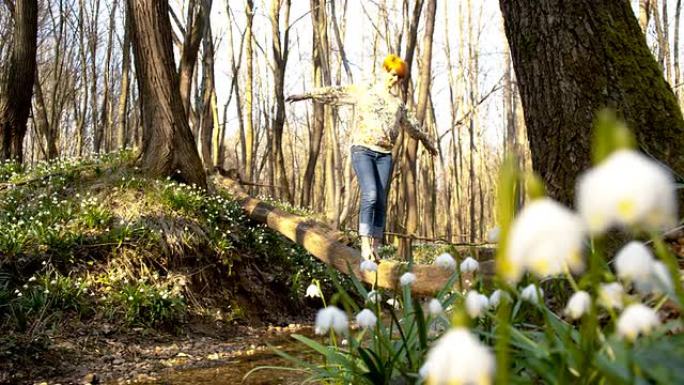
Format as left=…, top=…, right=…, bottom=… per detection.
left=127, top=0, right=206, bottom=189
left=500, top=0, right=684, bottom=207
left=0, top=0, right=38, bottom=162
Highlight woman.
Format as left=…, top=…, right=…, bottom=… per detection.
left=287, top=54, right=438, bottom=261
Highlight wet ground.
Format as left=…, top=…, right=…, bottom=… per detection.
left=6, top=322, right=316, bottom=385
left=125, top=329, right=314, bottom=385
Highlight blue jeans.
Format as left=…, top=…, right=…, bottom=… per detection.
left=351, top=145, right=393, bottom=238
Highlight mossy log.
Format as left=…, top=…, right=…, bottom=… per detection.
left=215, top=175, right=493, bottom=296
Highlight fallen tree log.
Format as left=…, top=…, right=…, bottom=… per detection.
left=214, top=174, right=493, bottom=296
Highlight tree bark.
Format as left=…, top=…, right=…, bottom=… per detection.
left=0, top=0, right=38, bottom=162
left=199, top=22, right=216, bottom=169
left=396, top=0, right=424, bottom=261
left=117, top=8, right=132, bottom=150
left=675, top=0, right=682, bottom=100
left=244, top=0, right=255, bottom=182
left=300, top=0, right=327, bottom=208
left=270, top=0, right=293, bottom=202
left=127, top=0, right=206, bottom=189
left=179, top=0, right=212, bottom=117
left=500, top=0, right=684, bottom=207
left=89, top=0, right=101, bottom=153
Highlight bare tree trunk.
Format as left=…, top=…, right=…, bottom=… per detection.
left=468, top=0, right=478, bottom=242
left=224, top=3, right=246, bottom=170
left=244, top=0, right=255, bottom=182
left=179, top=0, right=212, bottom=117
left=662, top=0, right=671, bottom=81
left=301, top=0, right=327, bottom=208
left=0, top=0, right=38, bottom=162
left=270, top=0, right=293, bottom=202
left=397, top=0, right=424, bottom=261
left=127, top=0, right=206, bottom=189
left=90, top=0, right=101, bottom=153
left=640, top=0, right=652, bottom=32
left=33, top=73, right=57, bottom=159
left=117, top=8, right=131, bottom=149
left=675, top=0, right=682, bottom=99
left=100, top=0, right=118, bottom=153
left=199, top=22, right=216, bottom=169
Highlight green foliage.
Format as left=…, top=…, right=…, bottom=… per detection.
left=108, top=280, right=186, bottom=327
left=0, top=151, right=336, bottom=345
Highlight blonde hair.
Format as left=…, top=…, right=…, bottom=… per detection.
left=382, top=54, right=408, bottom=78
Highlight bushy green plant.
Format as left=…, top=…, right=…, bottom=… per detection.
left=108, top=279, right=185, bottom=327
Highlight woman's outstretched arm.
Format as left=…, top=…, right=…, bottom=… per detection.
left=286, top=84, right=360, bottom=106
left=400, top=105, right=439, bottom=155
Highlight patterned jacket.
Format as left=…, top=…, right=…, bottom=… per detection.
left=301, top=83, right=436, bottom=154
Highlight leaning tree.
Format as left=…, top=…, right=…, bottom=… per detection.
left=0, top=0, right=38, bottom=163
left=126, top=0, right=207, bottom=189
left=500, top=0, right=684, bottom=206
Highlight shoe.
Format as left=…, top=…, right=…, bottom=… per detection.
left=360, top=236, right=374, bottom=261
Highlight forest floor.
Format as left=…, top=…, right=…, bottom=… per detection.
left=7, top=319, right=312, bottom=385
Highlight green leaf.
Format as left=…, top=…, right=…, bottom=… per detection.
left=634, top=334, right=684, bottom=384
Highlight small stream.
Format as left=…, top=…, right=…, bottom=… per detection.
left=128, top=330, right=315, bottom=385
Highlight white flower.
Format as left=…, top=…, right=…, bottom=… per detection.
left=651, top=261, right=673, bottom=293
left=419, top=362, right=431, bottom=379
left=487, top=226, right=500, bottom=243
left=360, top=260, right=378, bottom=273
left=305, top=284, right=322, bottom=298
left=576, top=150, right=676, bottom=235
left=422, top=328, right=495, bottom=385
left=355, top=309, right=377, bottom=329
left=614, top=241, right=655, bottom=284
left=460, top=257, right=479, bottom=274
left=386, top=298, right=400, bottom=309
left=506, top=198, right=586, bottom=282
left=564, top=291, right=591, bottom=320
left=617, top=303, right=660, bottom=341
left=28, top=276, right=36, bottom=282
left=520, top=284, right=543, bottom=303
left=367, top=290, right=381, bottom=304
left=314, top=306, right=348, bottom=335
left=434, top=253, right=456, bottom=270
left=428, top=298, right=443, bottom=316
left=400, top=272, right=416, bottom=287
left=465, top=290, right=489, bottom=318
left=489, top=289, right=503, bottom=309
left=599, top=282, right=624, bottom=309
